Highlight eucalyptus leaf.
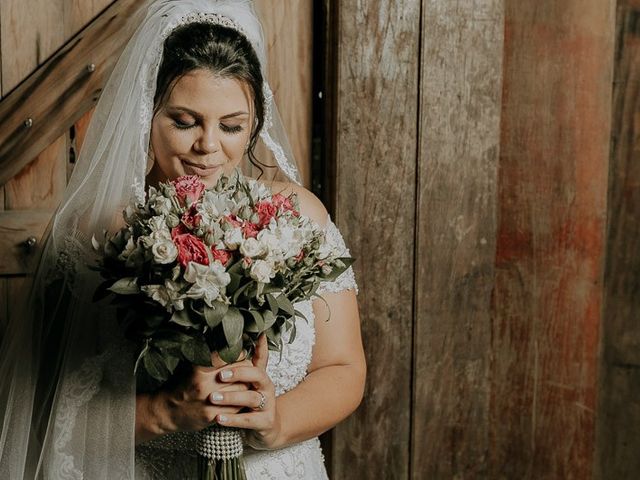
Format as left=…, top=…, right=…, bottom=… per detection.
left=107, top=277, right=139, bottom=295
left=276, top=295, right=295, bottom=316
left=222, top=307, right=244, bottom=346
left=218, top=340, right=243, bottom=364
left=169, top=309, right=197, bottom=328
left=262, top=310, right=277, bottom=330
left=181, top=337, right=211, bottom=366
left=203, top=301, right=228, bottom=329
left=266, top=293, right=279, bottom=314
left=143, top=348, right=170, bottom=382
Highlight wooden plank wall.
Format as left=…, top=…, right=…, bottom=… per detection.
left=329, top=0, right=620, bottom=479
left=413, top=1, right=503, bottom=478
left=330, top=1, right=420, bottom=478
left=597, top=1, right=640, bottom=478
left=0, top=0, right=115, bottom=337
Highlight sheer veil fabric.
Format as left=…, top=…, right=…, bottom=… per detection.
left=0, top=1, right=303, bottom=477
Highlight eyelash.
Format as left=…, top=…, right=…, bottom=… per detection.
left=172, top=119, right=244, bottom=134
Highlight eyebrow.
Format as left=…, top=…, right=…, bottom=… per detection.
left=167, top=105, right=249, bottom=120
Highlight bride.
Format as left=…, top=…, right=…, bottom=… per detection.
left=0, top=1, right=365, bottom=478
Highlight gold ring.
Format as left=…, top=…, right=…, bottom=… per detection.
left=256, top=391, right=267, bottom=410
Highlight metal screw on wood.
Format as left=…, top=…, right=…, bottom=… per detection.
left=86, top=63, right=96, bottom=73
left=23, top=118, right=33, bottom=129
left=24, top=236, right=37, bottom=251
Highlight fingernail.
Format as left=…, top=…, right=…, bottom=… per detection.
left=218, top=414, right=227, bottom=423
left=211, top=392, right=223, bottom=402
left=220, top=370, right=233, bottom=380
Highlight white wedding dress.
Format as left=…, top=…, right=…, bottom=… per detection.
left=135, top=216, right=358, bottom=479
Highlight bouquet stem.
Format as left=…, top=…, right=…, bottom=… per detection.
left=196, top=424, right=246, bottom=480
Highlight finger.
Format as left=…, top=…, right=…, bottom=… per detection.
left=209, top=390, right=265, bottom=409
left=219, top=365, right=271, bottom=390
left=252, top=334, right=269, bottom=370
left=216, top=411, right=270, bottom=430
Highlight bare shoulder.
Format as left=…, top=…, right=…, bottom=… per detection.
left=261, top=179, right=329, bottom=228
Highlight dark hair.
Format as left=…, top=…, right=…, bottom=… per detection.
left=153, top=22, right=268, bottom=176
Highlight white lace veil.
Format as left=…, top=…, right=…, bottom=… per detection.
left=0, top=1, right=302, bottom=477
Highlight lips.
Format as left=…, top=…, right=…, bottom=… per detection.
left=180, top=159, right=223, bottom=176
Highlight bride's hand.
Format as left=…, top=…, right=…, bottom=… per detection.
left=152, top=351, right=252, bottom=433
left=209, top=334, right=282, bottom=450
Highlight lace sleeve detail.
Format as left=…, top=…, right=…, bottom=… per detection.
left=316, top=215, right=358, bottom=295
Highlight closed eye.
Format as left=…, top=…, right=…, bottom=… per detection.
left=220, top=124, right=244, bottom=134
left=173, top=118, right=196, bottom=130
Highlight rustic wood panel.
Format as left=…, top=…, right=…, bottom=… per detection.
left=492, top=1, right=615, bottom=478
left=4, top=134, right=67, bottom=210
left=597, top=1, right=640, bottom=478
left=330, top=1, right=420, bottom=478
left=0, top=0, right=65, bottom=95
left=413, top=1, right=504, bottom=477
left=0, top=209, right=53, bottom=275
left=252, top=1, right=313, bottom=187
left=0, top=0, right=152, bottom=186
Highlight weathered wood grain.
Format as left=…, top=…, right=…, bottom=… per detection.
left=596, top=1, right=640, bottom=478
left=0, top=0, right=65, bottom=94
left=493, top=1, right=615, bottom=478
left=0, top=0, right=152, bottom=186
left=413, top=1, right=504, bottom=477
left=252, top=1, right=313, bottom=187
left=330, top=1, right=420, bottom=478
left=0, top=209, right=53, bottom=275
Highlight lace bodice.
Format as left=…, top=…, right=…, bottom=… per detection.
left=136, top=216, right=358, bottom=479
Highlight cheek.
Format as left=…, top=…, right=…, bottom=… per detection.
left=151, top=119, right=194, bottom=170
left=221, top=131, right=251, bottom=162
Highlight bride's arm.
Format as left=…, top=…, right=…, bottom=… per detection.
left=211, top=185, right=366, bottom=449
left=271, top=288, right=366, bottom=448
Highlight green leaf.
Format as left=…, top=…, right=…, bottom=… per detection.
left=163, top=354, right=180, bottom=374
left=143, top=348, right=170, bottom=382
left=170, top=309, right=197, bottom=328
left=227, top=271, right=242, bottom=293
left=232, top=282, right=253, bottom=304
left=266, top=293, right=279, bottom=314
left=222, top=307, right=244, bottom=346
left=107, top=277, right=139, bottom=295
left=181, top=337, right=211, bottom=366
left=218, top=340, right=243, bottom=364
left=203, top=301, right=228, bottom=329
left=262, top=310, right=277, bottom=330
left=276, top=295, right=295, bottom=316
left=247, top=310, right=265, bottom=333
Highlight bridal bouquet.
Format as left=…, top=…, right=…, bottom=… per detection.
left=90, top=169, right=353, bottom=479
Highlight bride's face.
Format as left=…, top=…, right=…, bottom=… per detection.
left=149, top=68, right=253, bottom=188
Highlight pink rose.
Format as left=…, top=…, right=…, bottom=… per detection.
left=211, top=247, right=232, bottom=266
left=224, top=214, right=243, bottom=228
left=172, top=175, right=205, bottom=205
left=242, top=222, right=260, bottom=239
left=272, top=193, right=299, bottom=216
left=255, top=201, right=277, bottom=227
left=174, top=233, right=210, bottom=267
left=181, top=205, right=201, bottom=230
left=171, top=223, right=189, bottom=239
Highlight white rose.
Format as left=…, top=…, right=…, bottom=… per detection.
left=150, top=196, right=172, bottom=215
left=141, top=279, right=185, bottom=312
left=151, top=239, right=178, bottom=264
left=148, top=215, right=170, bottom=234
left=250, top=259, right=275, bottom=283
left=117, top=235, right=137, bottom=261
left=239, top=237, right=266, bottom=258
left=183, top=262, right=231, bottom=307
left=224, top=227, right=244, bottom=250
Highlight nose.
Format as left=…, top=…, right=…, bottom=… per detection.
left=195, top=126, right=220, bottom=154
